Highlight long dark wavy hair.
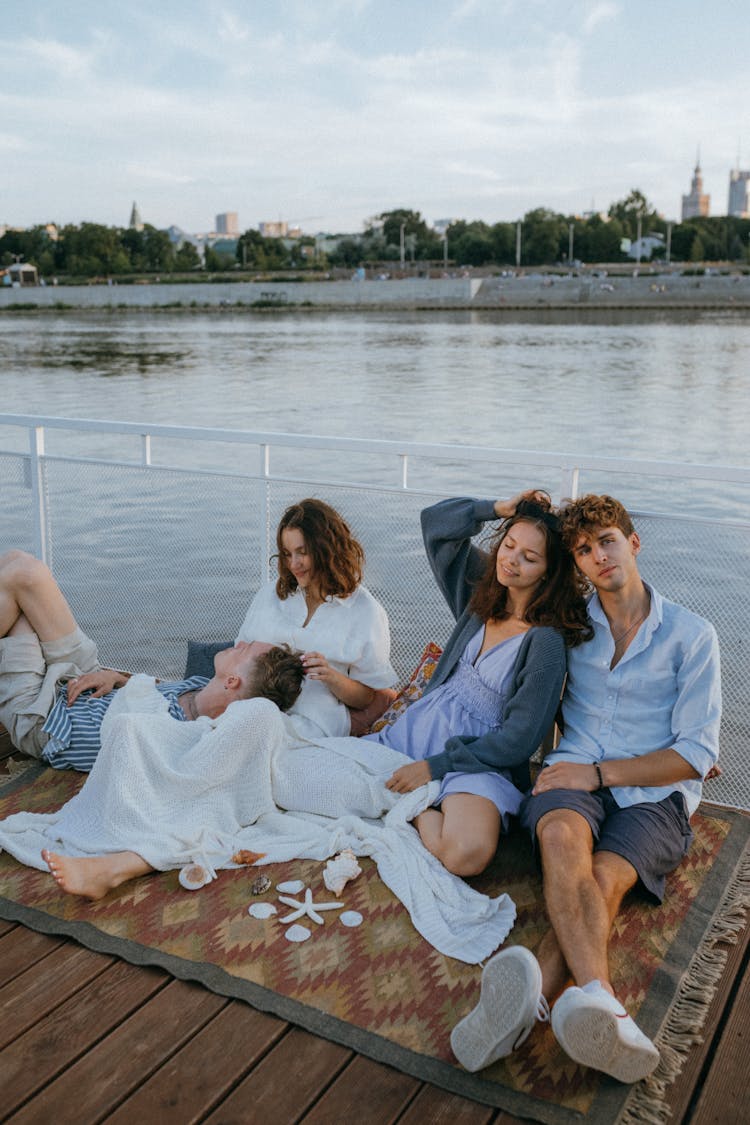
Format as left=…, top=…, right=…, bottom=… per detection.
left=468, top=497, right=593, bottom=647
left=274, top=498, right=365, bottom=600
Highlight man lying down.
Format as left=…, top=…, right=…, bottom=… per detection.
left=0, top=676, right=516, bottom=964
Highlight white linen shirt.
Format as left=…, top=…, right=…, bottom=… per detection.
left=236, top=582, right=396, bottom=740
left=547, top=584, right=721, bottom=817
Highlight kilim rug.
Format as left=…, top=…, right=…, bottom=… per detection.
left=0, top=762, right=748, bottom=1125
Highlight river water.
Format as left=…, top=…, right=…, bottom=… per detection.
left=2, top=307, right=749, bottom=524
left=0, top=309, right=748, bottom=467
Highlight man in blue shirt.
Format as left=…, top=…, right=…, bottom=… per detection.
left=0, top=549, right=304, bottom=769
left=451, top=494, right=721, bottom=1085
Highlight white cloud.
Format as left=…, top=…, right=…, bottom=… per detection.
left=125, top=164, right=197, bottom=185
left=8, top=36, right=95, bottom=79
left=0, top=131, right=30, bottom=154
left=1, top=2, right=748, bottom=231
left=582, top=2, right=620, bottom=35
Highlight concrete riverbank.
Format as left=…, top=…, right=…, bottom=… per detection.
left=2, top=271, right=750, bottom=311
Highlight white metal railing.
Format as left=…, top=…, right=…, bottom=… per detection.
left=0, top=413, right=748, bottom=812
left=3, top=412, right=750, bottom=566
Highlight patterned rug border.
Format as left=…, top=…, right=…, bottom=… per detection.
left=0, top=764, right=748, bottom=1124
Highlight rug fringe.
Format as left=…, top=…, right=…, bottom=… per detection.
left=617, top=842, right=750, bottom=1124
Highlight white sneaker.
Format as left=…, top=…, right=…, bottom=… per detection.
left=551, top=980, right=660, bottom=1083
left=450, top=946, right=550, bottom=1072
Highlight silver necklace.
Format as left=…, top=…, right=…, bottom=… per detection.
left=612, top=611, right=647, bottom=646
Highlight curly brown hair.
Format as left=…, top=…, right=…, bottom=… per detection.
left=469, top=497, right=593, bottom=647
left=247, top=645, right=305, bottom=712
left=558, top=494, right=635, bottom=551
left=274, top=499, right=365, bottom=600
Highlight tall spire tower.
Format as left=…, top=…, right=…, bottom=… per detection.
left=681, top=153, right=710, bottom=220
left=129, top=202, right=144, bottom=232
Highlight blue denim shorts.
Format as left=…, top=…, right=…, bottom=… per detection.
left=519, top=786, right=694, bottom=902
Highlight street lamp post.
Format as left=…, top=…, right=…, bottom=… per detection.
left=399, top=223, right=406, bottom=270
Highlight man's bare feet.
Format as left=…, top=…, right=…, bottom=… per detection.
left=42, top=848, right=153, bottom=900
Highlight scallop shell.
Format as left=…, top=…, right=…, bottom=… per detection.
left=285, top=924, right=311, bottom=942
left=178, top=863, right=212, bottom=891
left=339, top=910, right=364, bottom=928
left=323, top=849, right=362, bottom=896
left=276, top=879, right=305, bottom=895
left=248, top=902, right=278, bottom=919
left=250, top=874, right=272, bottom=895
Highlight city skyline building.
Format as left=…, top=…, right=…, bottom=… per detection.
left=681, top=159, right=710, bottom=220
left=215, top=212, right=239, bottom=236
left=728, top=169, right=750, bottom=218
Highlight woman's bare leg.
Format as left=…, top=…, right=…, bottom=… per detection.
left=414, top=793, right=501, bottom=876
left=42, top=848, right=154, bottom=900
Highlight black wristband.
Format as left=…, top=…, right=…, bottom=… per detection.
left=594, top=763, right=604, bottom=790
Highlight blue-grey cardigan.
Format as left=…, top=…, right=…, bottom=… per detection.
left=420, top=497, right=567, bottom=790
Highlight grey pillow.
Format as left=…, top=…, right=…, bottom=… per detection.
left=185, top=640, right=233, bottom=679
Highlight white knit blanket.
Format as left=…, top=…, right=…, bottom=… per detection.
left=0, top=676, right=516, bottom=963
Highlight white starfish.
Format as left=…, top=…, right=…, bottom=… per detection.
left=278, top=887, right=344, bottom=925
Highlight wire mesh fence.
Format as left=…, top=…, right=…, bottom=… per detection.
left=0, top=419, right=747, bottom=811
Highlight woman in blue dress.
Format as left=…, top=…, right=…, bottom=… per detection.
left=366, top=491, right=592, bottom=878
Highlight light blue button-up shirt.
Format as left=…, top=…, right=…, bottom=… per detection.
left=547, top=584, right=721, bottom=817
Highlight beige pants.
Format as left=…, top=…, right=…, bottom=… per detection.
left=0, top=628, right=99, bottom=758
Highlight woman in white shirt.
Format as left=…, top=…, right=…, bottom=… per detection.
left=236, top=499, right=396, bottom=740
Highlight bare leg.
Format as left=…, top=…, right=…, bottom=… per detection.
left=414, top=793, right=501, bottom=876
left=537, top=846, right=637, bottom=1001
left=535, top=810, right=637, bottom=992
left=0, top=550, right=78, bottom=641
left=42, top=848, right=154, bottom=900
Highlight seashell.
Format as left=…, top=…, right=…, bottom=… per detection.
left=232, top=849, right=266, bottom=866
left=178, top=863, right=213, bottom=891
left=248, top=902, right=277, bottom=919
left=340, top=910, right=363, bottom=928
left=323, top=849, right=362, bottom=896
left=285, top=924, right=311, bottom=942
left=276, top=879, right=305, bottom=895
left=250, top=874, right=272, bottom=895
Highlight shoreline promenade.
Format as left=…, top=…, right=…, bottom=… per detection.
left=2, top=272, right=750, bottom=313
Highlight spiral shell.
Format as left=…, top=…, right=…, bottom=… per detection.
left=323, top=849, right=362, bottom=896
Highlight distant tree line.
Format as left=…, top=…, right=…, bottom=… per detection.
left=2, top=192, right=750, bottom=279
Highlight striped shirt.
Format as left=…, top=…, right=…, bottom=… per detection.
left=41, top=676, right=209, bottom=772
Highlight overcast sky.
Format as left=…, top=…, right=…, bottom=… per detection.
left=2, top=1, right=748, bottom=235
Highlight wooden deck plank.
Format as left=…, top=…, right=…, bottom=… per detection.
left=0, top=943, right=115, bottom=1050
left=200, top=1025, right=352, bottom=1124
left=396, top=1083, right=496, bottom=1124
left=1, top=959, right=167, bottom=1117
left=105, top=1001, right=290, bottom=1125
left=301, top=1054, right=420, bottom=1123
left=689, top=942, right=750, bottom=1125
left=0, top=927, right=65, bottom=986
left=7, top=979, right=228, bottom=1124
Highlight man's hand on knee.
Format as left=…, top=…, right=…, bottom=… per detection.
left=533, top=762, right=599, bottom=795
left=66, top=668, right=130, bottom=704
